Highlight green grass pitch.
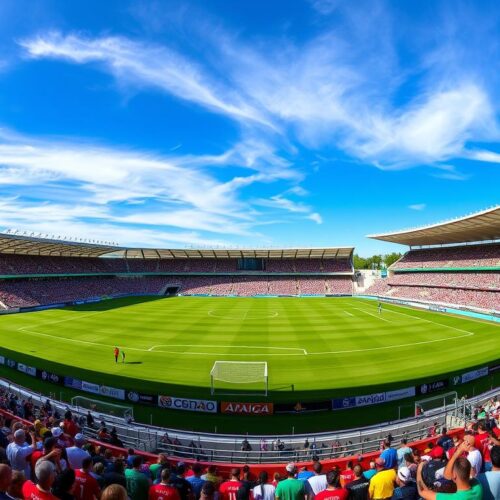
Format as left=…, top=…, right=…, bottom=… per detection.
left=0, top=296, right=497, bottom=397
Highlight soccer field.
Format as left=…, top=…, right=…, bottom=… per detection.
left=0, top=296, right=497, bottom=398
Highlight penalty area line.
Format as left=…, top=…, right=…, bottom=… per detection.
left=353, top=307, right=392, bottom=323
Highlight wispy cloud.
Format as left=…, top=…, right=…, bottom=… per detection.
left=408, top=204, right=426, bottom=211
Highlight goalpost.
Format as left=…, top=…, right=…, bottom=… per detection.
left=71, top=396, right=134, bottom=421
left=210, top=361, right=268, bottom=396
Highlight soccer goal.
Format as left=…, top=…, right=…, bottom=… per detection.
left=414, top=391, right=458, bottom=416
left=210, top=361, right=268, bottom=396
left=71, top=396, right=134, bottom=421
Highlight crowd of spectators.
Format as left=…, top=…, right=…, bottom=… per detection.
left=391, top=244, right=500, bottom=270
left=0, top=394, right=498, bottom=500
left=387, top=273, right=499, bottom=292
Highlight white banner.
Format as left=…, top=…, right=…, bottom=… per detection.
left=17, top=363, right=36, bottom=377
left=100, top=385, right=126, bottom=400
left=81, top=381, right=100, bottom=395
left=158, top=395, right=217, bottom=413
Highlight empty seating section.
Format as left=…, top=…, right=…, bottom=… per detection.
left=362, top=243, right=500, bottom=311
left=392, top=243, right=500, bottom=269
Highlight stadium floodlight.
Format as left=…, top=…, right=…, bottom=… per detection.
left=210, top=361, right=268, bottom=396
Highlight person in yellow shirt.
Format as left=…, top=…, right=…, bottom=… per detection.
left=34, top=420, right=49, bottom=439
left=368, top=457, right=396, bottom=500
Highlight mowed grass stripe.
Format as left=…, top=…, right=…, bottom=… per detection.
left=1, top=296, right=498, bottom=393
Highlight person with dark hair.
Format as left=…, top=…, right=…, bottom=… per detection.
left=53, top=469, right=76, bottom=500
left=7, top=470, right=24, bottom=500
left=416, top=440, right=483, bottom=500
left=125, top=456, right=150, bottom=500
left=0, top=464, right=12, bottom=500
left=199, top=481, right=214, bottom=500
left=340, top=462, right=355, bottom=488
left=437, top=429, right=453, bottom=453
left=314, top=470, right=347, bottom=500
left=219, top=468, right=242, bottom=500
left=149, top=469, right=179, bottom=500
left=74, top=456, right=100, bottom=500
left=186, top=464, right=205, bottom=499
left=169, top=463, right=192, bottom=500
left=345, top=465, right=369, bottom=500
left=236, top=482, right=252, bottom=500
left=253, top=471, right=275, bottom=500
left=380, top=441, right=398, bottom=470
left=149, top=454, right=168, bottom=483
left=103, top=459, right=126, bottom=489
left=477, top=444, right=500, bottom=500
left=307, top=461, right=327, bottom=498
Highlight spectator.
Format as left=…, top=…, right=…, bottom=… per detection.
left=363, top=462, right=377, bottom=481
left=103, top=459, right=126, bottom=489
left=52, top=469, right=76, bottom=500
left=186, top=464, right=205, bottom=499
left=74, top=457, right=100, bottom=500
left=0, top=464, right=12, bottom=500
left=7, top=429, right=36, bottom=479
left=416, top=443, right=483, bottom=500
left=92, top=463, right=105, bottom=489
left=314, top=470, right=348, bottom=500
left=380, top=441, right=398, bottom=470
left=463, top=436, right=482, bottom=477
left=368, top=458, right=397, bottom=500
left=437, top=429, right=453, bottom=453
left=252, top=471, right=275, bottom=500
left=101, top=484, right=128, bottom=500
left=125, top=456, right=150, bottom=500
left=391, top=467, right=417, bottom=500
left=345, top=465, right=369, bottom=500
left=63, top=412, right=79, bottom=438
left=240, top=440, right=251, bottom=452
left=219, top=468, right=242, bottom=500
left=149, top=469, right=180, bottom=500
left=477, top=445, right=500, bottom=500
left=66, top=435, right=90, bottom=471
left=148, top=455, right=168, bottom=483
left=85, top=413, right=95, bottom=430
left=307, top=462, right=327, bottom=497
left=22, top=460, right=58, bottom=500
left=199, top=482, right=214, bottom=500
left=397, top=441, right=412, bottom=469
left=297, top=467, right=314, bottom=483
left=340, top=462, right=355, bottom=488
left=201, top=466, right=220, bottom=487
left=8, top=470, right=24, bottom=500
left=275, top=464, right=305, bottom=500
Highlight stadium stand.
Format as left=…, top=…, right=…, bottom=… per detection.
left=365, top=207, right=500, bottom=312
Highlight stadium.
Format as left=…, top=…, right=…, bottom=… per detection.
left=0, top=206, right=498, bottom=442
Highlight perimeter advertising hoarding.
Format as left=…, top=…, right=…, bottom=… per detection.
left=416, top=379, right=448, bottom=395
left=126, top=391, right=158, bottom=406
left=17, top=363, right=36, bottom=377
left=455, top=367, right=489, bottom=385
left=332, top=386, right=415, bottom=410
left=158, top=396, right=217, bottom=413
left=221, top=402, right=274, bottom=415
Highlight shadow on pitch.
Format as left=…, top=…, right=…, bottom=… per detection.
left=122, top=361, right=142, bottom=365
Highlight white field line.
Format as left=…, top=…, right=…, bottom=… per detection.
left=148, top=344, right=307, bottom=354
left=208, top=310, right=279, bottom=320
left=344, top=311, right=354, bottom=317
left=353, top=307, right=392, bottom=323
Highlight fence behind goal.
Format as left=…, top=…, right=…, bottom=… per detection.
left=210, top=361, right=268, bottom=395
left=71, top=396, right=134, bottom=420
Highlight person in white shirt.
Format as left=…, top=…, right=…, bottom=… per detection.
left=65, top=434, right=90, bottom=470
left=6, top=429, right=36, bottom=479
left=464, top=434, right=482, bottom=477
left=307, top=462, right=327, bottom=498
left=252, top=471, right=275, bottom=500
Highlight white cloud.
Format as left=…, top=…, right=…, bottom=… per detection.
left=308, top=212, right=323, bottom=224
left=408, top=204, right=426, bottom=211
left=466, top=149, right=500, bottom=164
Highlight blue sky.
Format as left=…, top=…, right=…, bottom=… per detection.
left=0, top=0, right=499, bottom=256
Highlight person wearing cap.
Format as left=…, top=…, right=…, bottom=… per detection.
left=416, top=440, right=483, bottom=500
left=219, top=468, right=242, bottom=500
left=22, top=459, right=58, bottom=500
left=66, top=434, right=91, bottom=470
left=275, top=463, right=305, bottom=500
left=391, top=467, right=417, bottom=500
left=368, top=458, right=397, bottom=500
left=6, top=429, right=36, bottom=479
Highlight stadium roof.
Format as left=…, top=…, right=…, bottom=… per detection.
left=367, top=206, right=500, bottom=246
left=106, top=247, right=354, bottom=259
left=0, top=233, right=354, bottom=259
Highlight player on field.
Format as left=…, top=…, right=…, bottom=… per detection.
left=114, top=347, right=119, bottom=363
left=121, top=351, right=126, bottom=363
left=378, top=302, right=382, bottom=314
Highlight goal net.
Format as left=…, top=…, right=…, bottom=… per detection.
left=71, top=396, right=134, bottom=421
left=414, top=391, right=458, bottom=416
left=210, top=361, right=268, bottom=396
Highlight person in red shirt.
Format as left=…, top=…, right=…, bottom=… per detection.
left=22, top=460, right=58, bottom=500
left=63, top=411, right=79, bottom=438
left=315, top=470, right=348, bottom=500
left=428, top=444, right=445, bottom=460
left=74, top=457, right=100, bottom=500
left=339, top=462, right=355, bottom=488
left=219, top=468, right=242, bottom=500
left=149, top=469, right=180, bottom=500
left=114, top=347, right=119, bottom=363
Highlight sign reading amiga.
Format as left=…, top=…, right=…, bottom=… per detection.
left=221, top=402, right=274, bottom=415
left=158, top=396, right=217, bottom=413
